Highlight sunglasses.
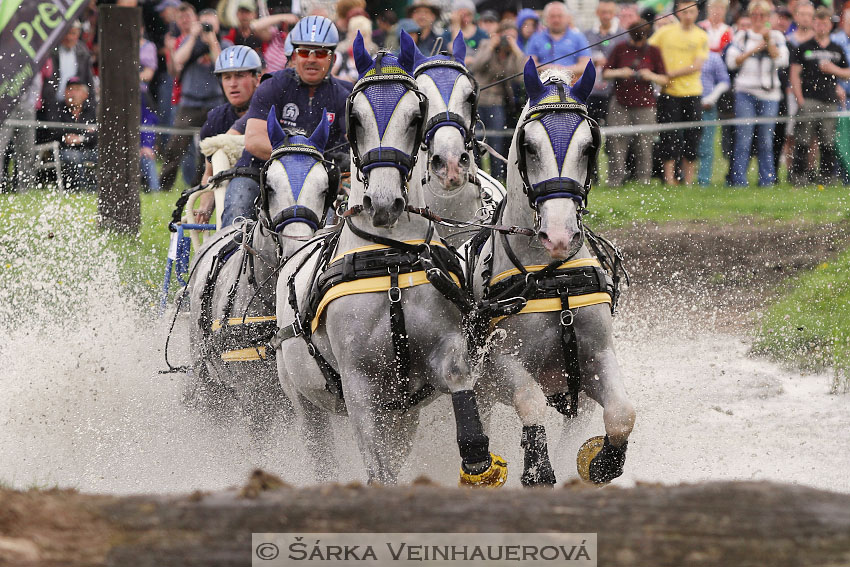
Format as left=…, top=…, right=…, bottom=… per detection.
left=293, top=47, right=333, bottom=60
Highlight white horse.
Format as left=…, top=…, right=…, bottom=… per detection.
left=274, top=32, right=507, bottom=486
left=472, top=60, right=636, bottom=485
left=185, top=111, right=334, bottom=436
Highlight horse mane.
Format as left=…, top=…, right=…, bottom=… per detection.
left=540, top=68, right=574, bottom=85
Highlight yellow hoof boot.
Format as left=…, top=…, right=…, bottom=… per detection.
left=576, top=436, right=606, bottom=483
left=459, top=454, right=508, bottom=487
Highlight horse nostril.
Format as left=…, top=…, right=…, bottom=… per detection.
left=430, top=155, right=445, bottom=170
left=391, top=197, right=406, bottom=215
left=362, top=195, right=373, bottom=211
left=537, top=230, right=549, bottom=242
left=459, top=153, right=470, bottom=167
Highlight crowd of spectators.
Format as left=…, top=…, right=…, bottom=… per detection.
left=6, top=0, right=850, bottom=192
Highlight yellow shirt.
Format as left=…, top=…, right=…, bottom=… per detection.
left=649, top=23, right=709, bottom=97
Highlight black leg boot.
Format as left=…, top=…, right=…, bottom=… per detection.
left=520, top=425, right=556, bottom=487
left=588, top=435, right=628, bottom=485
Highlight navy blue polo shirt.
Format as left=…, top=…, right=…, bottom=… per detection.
left=235, top=68, right=352, bottom=169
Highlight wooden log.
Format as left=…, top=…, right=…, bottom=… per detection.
left=1, top=479, right=849, bottom=566
left=96, top=6, right=141, bottom=233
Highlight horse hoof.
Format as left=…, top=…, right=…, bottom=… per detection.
left=577, top=435, right=627, bottom=485
left=520, top=462, right=556, bottom=487
left=459, top=453, right=508, bottom=487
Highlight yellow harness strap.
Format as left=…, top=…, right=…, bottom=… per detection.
left=489, top=257, right=611, bottom=325
left=310, top=239, right=458, bottom=333
left=211, top=316, right=276, bottom=362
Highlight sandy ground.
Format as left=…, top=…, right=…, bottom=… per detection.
left=0, top=218, right=848, bottom=494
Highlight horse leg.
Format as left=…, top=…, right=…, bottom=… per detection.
left=432, top=335, right=507, bottom=487
left=298, top=393, right=339, bottom=482
left=578, top=311, right=636, bottom=484
left=490, top=352, right=556, bottom=487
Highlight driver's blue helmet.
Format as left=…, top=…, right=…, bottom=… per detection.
left=214, top=45, right=263, bottom=74
left=289, top=15, right=339, bottom=48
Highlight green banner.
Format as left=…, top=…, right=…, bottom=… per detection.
left=0, top=0, right=87, bottom=124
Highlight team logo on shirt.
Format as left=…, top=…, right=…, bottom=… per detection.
left=326, top=111, right=335, bottom=124
left=283, top=103, right=299, bottom=122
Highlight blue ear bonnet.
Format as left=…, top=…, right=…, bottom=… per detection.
left=415, top=56, right=466, bottom=108
left=357, top=53, right=415, bottom=140
left=527, top=81, right=591, bottom=177
left=273, top=135, right=324, bottom=201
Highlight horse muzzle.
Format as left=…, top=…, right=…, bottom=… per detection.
left=430, top=152, right=471, bottom=192
left=362, top=193, right=406, bottom=228
left=537, top=228, right=583, bottom=260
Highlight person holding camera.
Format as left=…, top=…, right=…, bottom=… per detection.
left=468, top=22, right=525, bottom=180
left=725, top=0, right=788, bottom=186
left=603, top=20, right=668, bottom=186
left=159, top=7, right=232, bottom=192
left=790, top=6, right=850, bottom=185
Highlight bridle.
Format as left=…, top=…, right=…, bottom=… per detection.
left=258, top=140, right=338, bottom=251
left=413, top=57, right=479, bottom=153
left=345, top=51, right=429, bottom=188
left=515, top=77, right=601, bottom=212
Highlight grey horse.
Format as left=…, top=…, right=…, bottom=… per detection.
left=472, top=60, right=636, bottom=486
left=274, top=32, right=507, bottom=486
left=185, top=111, right=334, bottom=436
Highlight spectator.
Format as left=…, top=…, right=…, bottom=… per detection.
left=335, top=0, right=367, bottom=37
left=151, top=0, right=181, bottom=149
left=334, top=16, right=377, bottom=83
left=772, top=5, right=795, bottom=178
left=407, top=0, right=442, bottom=56
left=790, top=6, right=850, bottom=184
left=584, top=0, right=623, bottom=126
left=0, top=84, right=37, bottom=192
left=516, top=8, right=540, bottom=52
left=618, top=3, right=639, bottom=31
left=603, top=20, right=668, bottom=185
left=373, top=10, right=399, bottom=49
left=525, top=1, right=591, bottom=76
left=649, top=0, right=709, bottom=185
left=787, top=1, right=815, bottom=49
left=442, top=0, right=490, bottom=57
left=159, top=8, right=232, bottom=192
left=224, top=15, right=351, bottom=227
left=251, top=10, right=301, bottom=72
left=479, top=11, right=501, bottom=37
left=468, top=21, right=526, bottom=180
left=40, top=21, right=95, bottom=122
left=140, top=30, right=161, bottom=192
left=387, top=19, right=422, bottom=52
left=222, top=0, right=263, bottom=53
left=699, top=0, right=733, bottom=53
left=52, top=77, right=97, bottom=192
left=696, top=51, right=730, bottom=185
left=725, top=0, right=788, bottom=186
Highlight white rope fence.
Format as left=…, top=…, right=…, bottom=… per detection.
left=5, top=109, right=850, bottom=138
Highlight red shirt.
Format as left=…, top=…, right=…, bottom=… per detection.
left=605, top=42, right=666, bottom=108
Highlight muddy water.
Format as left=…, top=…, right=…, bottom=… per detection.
left=1, top=201, right=846, bottom=494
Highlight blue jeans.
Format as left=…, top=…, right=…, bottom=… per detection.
left=697, top=107, right=718, bottom=186
left=479, top=104, right=508, bottom=180
left=222, top=176, right=260, bottom=227
left=59, top=147, right=97, bottom=191
left=140, top=155, right=160, bottom=192
left=729, top=92, right=779, bottom=186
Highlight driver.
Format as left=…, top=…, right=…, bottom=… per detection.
left=222, top=15, right=352, bottom=227
left=195, top=44, right=263, bottom=224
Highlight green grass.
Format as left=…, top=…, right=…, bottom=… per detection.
left=752, top=249, right=850, bottom=393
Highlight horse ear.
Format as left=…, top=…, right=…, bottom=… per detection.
left=452, top=32, right=466, bottom=64
left=412, top=37, right=427, bottom=70
left=353, top=31, right=373, bottom=77
left=267, top=105, right=286, bottom=149
left=398, top=29, right=416, bottom=74
left=523, top=58, right=545, bottom=102
left=309, top=109, right=330, bottom=151
left=571, top=59, right=596, bottom=103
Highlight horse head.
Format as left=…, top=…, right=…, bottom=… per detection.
left=262, top=105, right=335, bottom=249
left=412, top=32, right=478, bottom=194
left=348, top=30, right=428, bottom=227
left=515, top=58, right=599, bottom=260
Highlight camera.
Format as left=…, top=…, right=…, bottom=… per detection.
left=201, top=22, right=213, bottom=33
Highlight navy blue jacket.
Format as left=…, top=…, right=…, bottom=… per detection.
left=235, top=68, right=352, bottom=168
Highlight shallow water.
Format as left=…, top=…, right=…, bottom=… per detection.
left=0, top=199, right=846, bottom=494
